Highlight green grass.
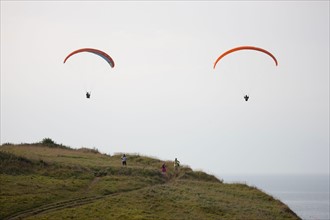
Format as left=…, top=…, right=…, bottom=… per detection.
left=0, top=143, right=300, bottom=220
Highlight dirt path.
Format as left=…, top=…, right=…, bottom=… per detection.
left=5, top=176, right=103, bottom=220
left=5, top=175, right=173, bottom=220
left=5, top=195, right=104, bottom=220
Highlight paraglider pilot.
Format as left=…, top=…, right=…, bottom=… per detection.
left=86, top=92, right=91, bottom=99
left=244, top=95, right=249, bottom=101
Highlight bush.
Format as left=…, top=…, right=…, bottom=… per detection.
left=39, top=138, right=70, bottom=150
left=1, top=143, right=13, bottom=146
left=94, top=170, right=107, bottom=177
left=41, top=138, right=56, bottom=145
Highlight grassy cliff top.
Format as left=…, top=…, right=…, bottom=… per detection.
left=0, top=142, right=300, bottom=220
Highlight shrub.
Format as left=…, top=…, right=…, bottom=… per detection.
left=41, top=138, right=56, bottom=145
left=1, top=143, right=13, bottom=146
left=39, top=138, right=70, bottom=150
left=94, top=170, right=108, bottom=177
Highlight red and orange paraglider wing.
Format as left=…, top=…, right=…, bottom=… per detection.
left=64, top=48, right=115, bottom=68
left=213, top=46, right=278, bottom=69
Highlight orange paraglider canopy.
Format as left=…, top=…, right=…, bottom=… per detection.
left=213, top=46, right=278, bottom=69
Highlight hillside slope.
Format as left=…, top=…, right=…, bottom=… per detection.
left=0, top=143, right=300, bottom=220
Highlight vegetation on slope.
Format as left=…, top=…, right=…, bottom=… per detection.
left=0, top=140, right=300, bottom=220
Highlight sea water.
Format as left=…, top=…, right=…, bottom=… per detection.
left=220, top=174, right=330, bottom=220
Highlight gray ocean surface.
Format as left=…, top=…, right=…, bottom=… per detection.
left=220, top=174, right=330, bottom=220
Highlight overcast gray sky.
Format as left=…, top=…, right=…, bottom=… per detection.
left=1, top=1, right=329, bottom=176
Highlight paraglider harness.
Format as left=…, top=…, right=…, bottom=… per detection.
left=86, top=92, right=91, bottom=99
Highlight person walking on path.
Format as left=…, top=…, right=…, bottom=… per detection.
left=121, top=154, right=127, bottom=166
left=174, top=158, right=180, bottom=171
left=161, top=163, right=167, bottom=174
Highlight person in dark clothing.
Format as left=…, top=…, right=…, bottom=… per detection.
left=174, top=158, right=180, bottom=171
left=161, top=163, right=167, bottom=173
left=121, top=154, right=127, bottom=166
left=86, top=92, right=91, bottom=99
